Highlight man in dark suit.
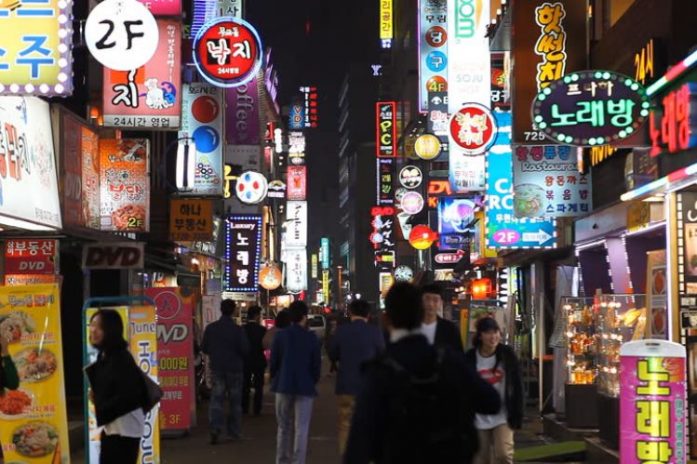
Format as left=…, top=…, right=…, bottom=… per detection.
left=242, top=305, right=267, bottom=416
left=421, top=283, right=464, bottom=352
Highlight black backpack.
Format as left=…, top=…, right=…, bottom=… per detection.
left=377, top=348, right=478, bottom=463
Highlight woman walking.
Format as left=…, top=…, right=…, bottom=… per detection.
left=86, top=309, right=147, bottom=464
left=464, top=317, right=524, bottom=464
left=1, top=333, right=19, bottom=464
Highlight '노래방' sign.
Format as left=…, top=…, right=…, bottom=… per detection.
left=532, top=70, right=650, bottom=146
left=224, top=215, right=262, bottom=292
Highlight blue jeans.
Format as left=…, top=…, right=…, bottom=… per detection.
left=209, top=371, right=243, bottom=438
left=275, top=394, right=314, bottom=464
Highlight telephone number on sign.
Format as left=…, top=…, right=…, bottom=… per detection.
left=104, top=116, right=181, bottom=129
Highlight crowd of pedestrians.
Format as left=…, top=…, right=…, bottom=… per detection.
left=195, top=281, right=523, bottom=464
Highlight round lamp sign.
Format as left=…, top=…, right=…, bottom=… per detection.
left=449, top=103, right=497, bottom=154
left=399, top=166, right=423, bottom=189
left=193, top=17, right=263, bottom=88
left=236, top=171, right=268, bottom=204
left=400, top=191, right=425, bottom=215
left=532, top=70, right=650, bottom=146
left=414, top=134, right=442, bottom=160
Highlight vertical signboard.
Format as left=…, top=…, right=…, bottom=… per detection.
left=99, top=139, right=150, bottom=232
left=511, top=0, right=587, bottom=144
left=0, top=0, right=73, bottom=96
left=419, top=0, right=448, bottom=112
left=680, top=192, right=697, bottom=295
left=370, top=205, right=396, bottom=269
left=377, top=158, right=395, bottom=205
left=289, top=99, right=305, bottom=130
left=285, top=248, right=308, bottom=293
left=300, top=85, right=319, bottom=128
left=376, top=102, right=397, bottom=157
left=145, top=288, right=195, bottom=432
left=320, top=237, right=330, bottom=269
left=285, top=201, right=308, bottom=247
left=619, top=340, right=686, bottom=464
left=224, top=215, right=262, bottom=292
left=103, top=20, right=182, bottom=129
left=0, top=284, right=70, bottom=464
left=180, top=83, right=224, bottom=196
left=287, top=166, right=307, bottom=201
left=226, top=78, right=260, bottom=145
left=380, top=0, right=393, bottom=47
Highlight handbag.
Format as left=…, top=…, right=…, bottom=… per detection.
left=141, top=371, right=163, bottom=413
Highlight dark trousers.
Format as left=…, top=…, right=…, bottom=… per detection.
left=242, top=366, right=265, bottom=415
left=100, top=433, right=140, bottom=464
left=210, top=371, right=243, bottom=438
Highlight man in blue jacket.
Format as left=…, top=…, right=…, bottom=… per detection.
left=270, top=300, right=321, bottom=464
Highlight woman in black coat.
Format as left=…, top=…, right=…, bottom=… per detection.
left=86, top=309, right=146, bottom=464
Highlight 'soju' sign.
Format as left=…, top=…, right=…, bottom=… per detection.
left=532, top=70, right=650, bottom=146
left=193, top=17, right=263, bottom=88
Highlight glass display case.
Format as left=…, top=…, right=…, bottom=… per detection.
left=563, top=297, right=597, bottom=385
left=595, top=294, right=647, bottom=397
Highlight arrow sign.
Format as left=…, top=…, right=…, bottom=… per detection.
left=522, top=229, right=553, bottom=245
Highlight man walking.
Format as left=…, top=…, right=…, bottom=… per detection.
left=271, top=301, right=321, bottom=464
left=345, top=282, right=500, bottom=463
left=243, top=305, right=268, bottom=416
left=201, top=299, right=249, bottom=444
left=421, top=283, right=463, bottom=351
left=328, top=299, right=385, bottom=455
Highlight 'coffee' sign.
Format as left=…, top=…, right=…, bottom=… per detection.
left=83, top=242, right=145, bottom=269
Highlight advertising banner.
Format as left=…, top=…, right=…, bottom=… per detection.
left=85, top=305, right=160, bottom=464
left=5, top=239, right=57, bottom=274
left=99, top=138, right=150, bottom=232
left=419, top=0, right=448, bottom=112
left=376, top=102, right=397, bottom=157
left=619, top=340, right=686, bottom=464
left=0, top=0, right=73, bottom=96
left=145, top=288, right=195, bottom=432
left=287, top=166, right=307, bottom=201
left=226, top=78, right=260, bottom=145
left=103, top=20, right=182, bottom=129
left=485, top=111, right=556, bottom=249
left=437, top=197, right=477, bottom=251
left=180, top=83, right=224, bottom=196
left=0, top=284, right=70, bottom=464
left=285, top=201, right=308, bottom=248
left=511, top=0, right=587, bottom=144
left=0, top=97, right=61, bottom=229
left=378, top=158, right=395, bottom=205
left=512, top=145, right=591, bottom=218
left=61, top=112, right=100, bottom=229
left=170, top=198, right=214, bottom=242
left=285, top=248, right=308, bottom=293
left=224, top=215, right=262, bottom=292
left=646, top=250, right=667, bottom=339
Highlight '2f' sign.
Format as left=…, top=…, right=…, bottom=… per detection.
left=85, top=0, right=159, bottom=71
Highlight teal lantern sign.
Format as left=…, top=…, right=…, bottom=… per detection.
left=532, top=70, right=650, bottom=146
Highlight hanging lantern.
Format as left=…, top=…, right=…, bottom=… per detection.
left=409, top=225, right=438, bottom=250
left=259, top=263, right=283, bottom=290
left=176, top=137, right=197, bottom=192
left=471, top=278, right=493, bottom=300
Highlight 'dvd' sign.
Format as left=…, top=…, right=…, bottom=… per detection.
left=532, top=70, right=650, bottom=147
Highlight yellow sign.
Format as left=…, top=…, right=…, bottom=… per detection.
left=414, top=134, right=442, bottom=160
left=322, top=270, right=330, bottom=303
left=0, top=0, right=73, bottom=95
left=170, top=199, right=214, bottom=242
left=627, top=201, right=651, bottom=233
left=460, top=308, right=470, bottom=348
left=379, top=0, right=393, bottom=40
left=0, top=284, right=70, bottom=464
left=634, top=38, right=655, bottom=86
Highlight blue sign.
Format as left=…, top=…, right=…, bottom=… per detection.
left=289, top=101, right=304, bottom=130
left=320, top=237, right=330, bottom=269
left=486, top=112, right=557, bottom=249
left=426, top=51, right=447, bottom=72
left=437, top=197, right=477, bottom=251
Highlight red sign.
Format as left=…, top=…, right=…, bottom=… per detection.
left=146, top=288, right=194, bottom=431
left=193, top=17, right=263, bottom=88
left=649, top=82, right=697, bottom=157
left=376, top=101, right=397, bottom=157
left=4, top=240, right=57, bottom=274
left=287, top=166, right=307, bottom=201
left=449, top=103, right=497, bottom=154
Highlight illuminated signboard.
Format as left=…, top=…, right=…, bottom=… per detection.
left=428, top=179, right=453, bottom=208
left=170, top=198, right=214, bottom=242
left=287, top=165, right=307, bottom=201
left=491, top=52, right=511, bottom=111
left=379, top=0, right=393, bottom=48
left=191, top=0, right=243, bottom=39
left=418, top=0, right=448, bottom=112
left=300, top=85, right=319, bottom=128
left=285, top=201, right=308, bottom=248
left=377, top=158, right=395, bottom=205
left=370, top=205, right=395, bottom=269
left=438, top=197, right=476, bottom=251
left=311, top=254, right=318, bottom=279
left=103, top=20, right=182, bottom=129
left=289, top=98, right=304, bottom=130
left=485, top=111, right=556, bottom=249
left=0, top=0, right=74, bottom=96
left=449, top=103, right=498, bottom=154
left=224, top=215, right=262, bottom=292
left=226, top=77, right=260, bottom=145
left=649, top=82, right=697, bottom=158
left=511, top=0, right=586, bottom=144
left=193, top=17, right=263, bottom=88
left=532, top=70, right=650, bottom=146
left=320, top=237, right=330, bottom=269
left=399, top=165, right=423, bottom=189
left=285, top=248, right=307, bottom=293
left=513, top=145, right=591, bottom=218
left=415, top=133, right=443, bottom=160
left=376, top=101, right=397, bottom=157
left=619, top=341, right=686, bottom=464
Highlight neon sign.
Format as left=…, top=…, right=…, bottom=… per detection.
left=649, top=82, right=697, bottom=158
left=534, top=2, right=567, bottom=91
left=376, top=101, right=397, bottom=157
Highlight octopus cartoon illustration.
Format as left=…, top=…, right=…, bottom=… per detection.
left=141, top=78, right=176, bottom=110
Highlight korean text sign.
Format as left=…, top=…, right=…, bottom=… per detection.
left=376, top=102, right=397, bottom=157
left=0, top=97, right=61, bottom=229
left=99, top=138, right=150, bottom=232
left=370, top=205, right=396, bottom=269
left=649, top=82, right=697, bottom=158
left=225, top=215, right=262, bottom=292
left=170, top=198, right=213, bottom=242
left=287, top=166, right=307, bottom=201
left=619, top=340, right=687, bottom=464
left=103, top=20, right=182, bottom=129
left=378, top=158, right=395, bottom=205
left=145, top=288, right=194, bottom=432
left=512, top=145, right=591, bottom=218
left=419, top=0, right=448, bottom=112
left=0, top=0, right=73, bottom=96
left=0, top=284, right=70, bottom=464
left=138, top=0, right=182, bottom=16
left=5, top=239, right=57, bottom=274
left=285, top=201, right=308, bottom=247
left=180, top=83, right=224, bottom=196
left=511, top=0, right=586, bottom=144
left=284, top=248, right=307, bottom=293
